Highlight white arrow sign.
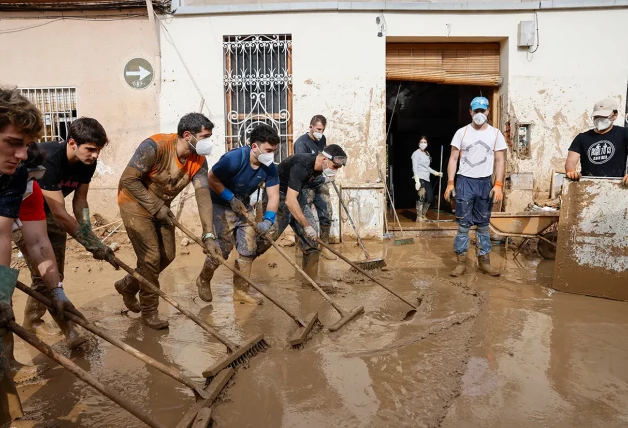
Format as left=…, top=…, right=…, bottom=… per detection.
left=125, top=65, right=152, bottom=81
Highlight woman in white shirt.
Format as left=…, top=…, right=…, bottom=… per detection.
left=411, top=136, right=443, bottom=222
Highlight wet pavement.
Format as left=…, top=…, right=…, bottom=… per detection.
left=11, top=235, right=628, bottom=427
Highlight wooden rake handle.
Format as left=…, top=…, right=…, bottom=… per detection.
left=14, top=281, right=209, bottom=400
left=107, top=255, right=239, bottom=351
left=171, top=219, right=306, bottom=327
left=7, top=321, right=167, bottom=428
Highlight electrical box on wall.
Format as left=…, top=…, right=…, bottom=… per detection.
left=518, top=21, right=535, bottom=47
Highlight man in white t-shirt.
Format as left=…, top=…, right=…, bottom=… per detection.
left=444, top=96, right=507, bottom=277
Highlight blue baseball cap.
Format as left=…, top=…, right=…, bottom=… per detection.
left=470, top=97, right=489, bottom=111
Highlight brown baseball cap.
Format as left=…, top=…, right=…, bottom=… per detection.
left=592, top=98, right=618, bottom=117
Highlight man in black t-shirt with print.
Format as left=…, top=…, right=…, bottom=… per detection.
left=565, top=98, right=628, bottom=186
left=256, top=144, right=347, bottom=283
left=21, top=117, right=116, bottom=345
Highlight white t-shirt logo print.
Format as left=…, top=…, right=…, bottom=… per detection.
left=461, top=139, right=492, bottom=168
left=587, top=140, right=614, bottom=165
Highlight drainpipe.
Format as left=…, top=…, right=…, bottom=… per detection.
left=145, top=0, right=161, bottom=94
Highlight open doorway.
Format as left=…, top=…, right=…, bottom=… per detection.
left=385, top=81, right=497, bottom=225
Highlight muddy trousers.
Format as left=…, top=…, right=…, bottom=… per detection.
left=13, top=211, right=67, bottom=327
left=256, top=191, right=320, bottom=257
left=301, top=182, right=332, bottom=244
left=453, top=176, right=493, bottom=256
left=0, top=329, right=23, bottom=425
left=199, top=204, right=257, bottom=278
left=118, top=209, right=176, bottom=316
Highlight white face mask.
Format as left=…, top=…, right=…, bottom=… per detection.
left=253, top=147, right=274, bottom=167
left=593, top=117, right=612, bottom=131
left=473, top=113, right=488, bottom=126
left=323, top=159, right=337, bottom=177
left=312, top=132, right=323, bottom=141
left=419, top=142, right=428, bottom=150
left=191, top=135, right=213, bottom=156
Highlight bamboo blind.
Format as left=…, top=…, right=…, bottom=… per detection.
left=386, top=43, right=502, bottom=86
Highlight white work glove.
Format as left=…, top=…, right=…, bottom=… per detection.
left=304, top=225, right=318, bottom=241
left=435, top=172, right=443, bottom=177
left=415, top=182, right=421, bottom=191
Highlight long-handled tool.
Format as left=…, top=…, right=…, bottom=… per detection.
left=376, top=154, right=414, bottom=246
left=106, top=255, right=267, bottom=385
left=172, top=218, right=319, bottom=350
left=248, top=222, right=363, bottom=332
left=7, top=321, right=167, bottom=428
left=315, top=241, right=420, bottom=321
left=432, top=145, right=453, bottom=223
left=15, top=281, right=209, bottom=400
left=330, top=181, right=386, bottom=270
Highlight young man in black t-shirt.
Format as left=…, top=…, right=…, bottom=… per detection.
left=293, top=115, right=337, bottom=260
left=256, top=144, right=347, bottom=283
left=21, top=117, right=116, bottom=344
left=565, top=98, right=628, bottom=186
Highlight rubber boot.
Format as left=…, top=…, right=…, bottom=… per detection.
left=478, top=254, right=500, bottom=276
left=319, top=225, right=337, bottom=261
left=450, top=252, right=468, bottom=277
left=196, top=258, right=219, bottom=303
left=4, top=331, right=49, bottom=384
left=300, top=251, right=320, bottom=285
left=141, top=313, right=169, bottom=330
left=22, top=296, right=59, bottom=336
left=233, top=258, right=262, bottom=305
left=52, top=316, right=87, bottom=350
left=416, top=202, right=426, bottom=222
left=422, top=203, right=430, bottom=221
left=114, top=276, right=141, bottom=313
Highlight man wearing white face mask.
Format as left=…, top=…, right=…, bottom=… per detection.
left=116, top=113, right=219, bottom=329
left=444, top=96, right=507, bottom=277
left=198, top=124, right=281, bottom=305
left=565, top=98, right=628, bottom=185
left=256, top=144, right=348, bottom=284
left=293, top=115, right=337, bottom=260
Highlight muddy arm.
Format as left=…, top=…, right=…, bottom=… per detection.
left=192, top=160, right=213, bottom=234
left=72, top=183, right=90, bottom=225
left=0, top=216, right=12, bottom=266
left=119, top=140, right=164, bottom=215
left=285, top=188, right=311, bottom=228
left=19, top=220, right=61, bottom=291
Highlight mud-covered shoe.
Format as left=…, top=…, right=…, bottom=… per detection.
left=450, top=252, right=468, bottom=277
left=25, top=320, right=61, bottom=337
left=141, top=313, right=169, bottom=330
left=478, top=254, right=500, bottom=277
left=233, top=287, right=263, bottom=305
left=233, top=258, right=262, bottom=305
left=10, top=361, right=50, bottom=385
left=115, top=278, right=141, bottom=313
left=321, top=246, right=338, bottom=260
left=196, top=274, right=213, bottom=303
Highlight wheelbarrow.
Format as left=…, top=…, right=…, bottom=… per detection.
left=489, top=211, right=559, bottom=259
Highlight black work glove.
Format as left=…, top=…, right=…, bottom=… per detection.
left=0, top=302, right=14, bottom=328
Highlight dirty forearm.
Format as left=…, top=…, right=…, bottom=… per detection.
left=565, top=151, right=580, bottom=172
left=494, top=151, right=505, bottom=182
left=0, top=218, right=13, bottom=266
left=21, top=222, right=61, bottom=291
left=286, top=190, right=310, bottom=228
left=193, top=175, right=214, bottom=234
left=72, top=197, right=89, bottom=226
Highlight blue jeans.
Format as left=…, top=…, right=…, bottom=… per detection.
left=453, top=175, right=493, bottom=256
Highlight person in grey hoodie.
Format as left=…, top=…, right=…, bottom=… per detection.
left=411, top=136, right=442, bottom=222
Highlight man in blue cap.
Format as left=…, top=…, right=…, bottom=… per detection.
left=444, top=96, right=507, bottom=277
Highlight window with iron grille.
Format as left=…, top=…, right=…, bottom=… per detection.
left=223, top=34, right=293, bottom=162
left=19, top=87, right=78, bottom=142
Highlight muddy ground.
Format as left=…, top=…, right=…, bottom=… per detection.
left=10, top=233, right=628, bottom=427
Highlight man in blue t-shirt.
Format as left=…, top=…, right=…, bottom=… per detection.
left=198, top=124, right=280, bottom=305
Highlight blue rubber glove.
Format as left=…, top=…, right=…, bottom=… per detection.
left=50, top=287, right=81, bottom=321
left=257, top=219, right=273, bottom=235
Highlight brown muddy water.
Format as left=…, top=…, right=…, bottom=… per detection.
left=11, top=236, right=628, bottom=427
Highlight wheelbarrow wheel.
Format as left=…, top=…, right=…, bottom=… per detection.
left=537, top=232, right=557, bottom=260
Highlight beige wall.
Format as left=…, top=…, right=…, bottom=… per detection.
left=0, top=13, right=160, bottom=219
